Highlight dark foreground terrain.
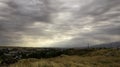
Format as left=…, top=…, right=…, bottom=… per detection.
left=0, top=47, right=120, bottom=67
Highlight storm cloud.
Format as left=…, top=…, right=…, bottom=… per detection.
left=0, top=0, right=120, bottom=47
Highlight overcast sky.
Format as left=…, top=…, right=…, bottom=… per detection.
left=0, top=0, right=120, bottom=47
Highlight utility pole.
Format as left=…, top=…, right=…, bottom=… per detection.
left=88, top=43, right=90, bottom=49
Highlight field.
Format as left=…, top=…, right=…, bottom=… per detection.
left=9, top=56, right=120, bottom=67
left=8, top=48, right=120, bottom=67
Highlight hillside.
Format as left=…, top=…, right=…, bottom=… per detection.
left=8, top=48, right=120, bottom=67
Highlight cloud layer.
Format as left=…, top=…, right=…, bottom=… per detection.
left=0, top=0, right=120, bottom=47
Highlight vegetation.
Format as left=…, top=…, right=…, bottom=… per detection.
left=8, top=48, right=120, bottom=67
left=9, top=56, right=120, bottom=67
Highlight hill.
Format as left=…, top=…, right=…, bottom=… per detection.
left=8, top=48, right=120, bottom=67
left=91, top=42, right=120, bottom=48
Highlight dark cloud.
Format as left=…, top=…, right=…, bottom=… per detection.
left=77, top=0, right=120, bottom=16
left=0, top=0, right=51, bottom=45
left=0, top=0, right=120, bottom=47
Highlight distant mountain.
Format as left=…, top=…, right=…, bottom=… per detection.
left=91, top=42, right=120, bottom=48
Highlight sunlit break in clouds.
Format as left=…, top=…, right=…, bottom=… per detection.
left=0, top=0, right=120, bottom=47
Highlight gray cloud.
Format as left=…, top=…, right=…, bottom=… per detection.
left=0, top=0, right=120, bottom=47
left=51, top=0, right=120, bottom=47
left=0, top=0, right=51, bottom=45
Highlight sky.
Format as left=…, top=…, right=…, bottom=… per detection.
left=0, top=0, right=120, bottom=47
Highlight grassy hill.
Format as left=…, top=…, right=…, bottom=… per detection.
left=8, top=48, right=120, bottom=67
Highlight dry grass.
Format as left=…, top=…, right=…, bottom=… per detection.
left=9, top=55, right=120, bottom=67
